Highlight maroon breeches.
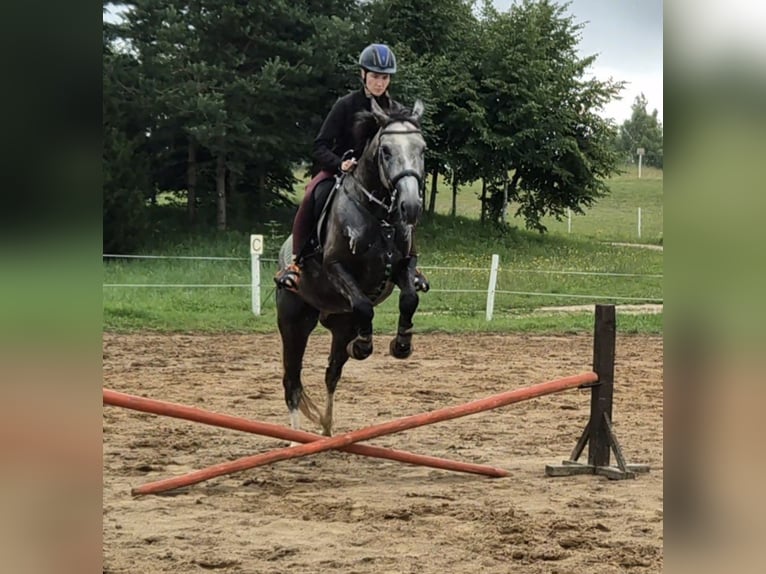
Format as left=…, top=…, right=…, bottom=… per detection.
left=292, top=170, right=334, bottom=257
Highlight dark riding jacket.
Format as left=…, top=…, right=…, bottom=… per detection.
left=312, top=88, right=395, bottom=176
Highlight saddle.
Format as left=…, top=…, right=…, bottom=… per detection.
left=299, top=171, right=342, bottom=261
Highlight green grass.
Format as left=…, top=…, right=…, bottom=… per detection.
left=432, top=165, right=663, bottom=244
left=105, top=230, right=662, bottom=335
left=103, top=266, right=662, bottom=334
left=105, top=166, right=662, bottom=334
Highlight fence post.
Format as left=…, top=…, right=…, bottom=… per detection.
left=485, top=254, right=500, bottom=321
left=250, top=234, right=263, bottom=316
left=637, top=207, right=642, bottom=239
left=567, top=208, right=572, bottom=234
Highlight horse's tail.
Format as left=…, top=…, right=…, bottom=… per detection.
left=297, top=386, right=324, bottom=427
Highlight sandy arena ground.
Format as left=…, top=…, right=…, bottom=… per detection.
left=103, top=331, right=663, bottom=573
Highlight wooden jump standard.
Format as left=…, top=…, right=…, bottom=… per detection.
left=105, top=304, right=648, bottom=496
left=545, top=304, right=650, bottom=480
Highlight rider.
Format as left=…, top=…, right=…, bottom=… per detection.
left=274, top=43, right=429, bottom=293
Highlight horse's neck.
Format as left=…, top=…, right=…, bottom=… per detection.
left=353, top=152, right=382, bottom=193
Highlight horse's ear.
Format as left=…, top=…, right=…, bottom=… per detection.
left=370, top=97, right=390, bottom=126
left=411, top=100, right=425, bottom=122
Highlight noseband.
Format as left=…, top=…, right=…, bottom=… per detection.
left=378, top=127, right=425, bottom=194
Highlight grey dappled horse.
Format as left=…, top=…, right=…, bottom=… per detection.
left=276, top=99, right=427, bottom=436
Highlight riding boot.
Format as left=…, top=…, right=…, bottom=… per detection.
left=409, top=231, right=429, bottom=293
left=275, top=180, right=319, bottom=293
left=274, top=258, right=301, bottom=292
left=408, top=254, right=430, bottom=293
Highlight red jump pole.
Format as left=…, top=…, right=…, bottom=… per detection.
left=103, top=389, right=508, bottom=482
left=131, top=371, right=598, bottom=495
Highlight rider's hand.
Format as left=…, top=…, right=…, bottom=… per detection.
left=341, top=158, right=358, bottom=173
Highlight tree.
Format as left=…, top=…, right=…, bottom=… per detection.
left=475, top=0, right=624, bottom=232
left=110, top=0, right=363, bottom=232
left=103, top=8, right=151, bottom=252
left=363, top=0, right=482, bottom=217
left=103, top=0, right=632, bottom=242
left=617, top=93, right=663, bottom=168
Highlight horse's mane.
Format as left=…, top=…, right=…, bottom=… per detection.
left=352, top=103, right=422, bottom=155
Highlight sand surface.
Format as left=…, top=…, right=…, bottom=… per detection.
left=103, top=331, right=663, bottom=573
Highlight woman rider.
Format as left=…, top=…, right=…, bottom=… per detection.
left=275, top=43, right=428, bottom=293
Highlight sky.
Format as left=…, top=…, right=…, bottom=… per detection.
left=492, top=0, right=663, bottom=124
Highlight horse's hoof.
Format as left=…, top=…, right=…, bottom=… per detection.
left=413, top=269, right=430, bottom=293
left=347, top=338, right=373, bottom=360
left=389, top=338, right=413, bottom=359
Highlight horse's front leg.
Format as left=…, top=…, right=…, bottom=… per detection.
left=324, top=261, right=375, bottom=360
left=390, top=257, right=420, bottom=359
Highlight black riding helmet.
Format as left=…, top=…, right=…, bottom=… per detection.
left=359, top=43, right=397, bottom=74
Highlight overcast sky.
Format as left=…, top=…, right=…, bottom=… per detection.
left=492, top=0, right=663, bottom=124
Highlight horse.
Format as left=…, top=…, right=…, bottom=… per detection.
left=276, top=98, right=427, bottom=437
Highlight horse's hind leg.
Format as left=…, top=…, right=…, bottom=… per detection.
left=390, top=265, right=420, bottom=359
left=277, top=292, right=319, bottom=432
left=319, top=316, right=357, bottom=436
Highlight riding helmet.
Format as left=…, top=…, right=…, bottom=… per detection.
left=359, top=44, right=397, bottom=74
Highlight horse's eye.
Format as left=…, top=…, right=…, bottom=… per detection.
left=381, top=145, right=392, bottom=160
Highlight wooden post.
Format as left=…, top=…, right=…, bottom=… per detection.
left=545, top=304, right=650, bottom=480
left=589, top=304, right=616, bottom=468
left=250, top=234, right=263, bottom=316
left=485, top=254, right=499, bottom=321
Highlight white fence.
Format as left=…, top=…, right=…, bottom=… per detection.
left=104, top=235, right=663, bottom=320
left=565, top=207, right=651, bottom=238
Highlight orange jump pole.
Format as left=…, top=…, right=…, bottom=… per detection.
left=132, top=371, right=598, bottom=495
left=103, top=389, right=508, bottom=482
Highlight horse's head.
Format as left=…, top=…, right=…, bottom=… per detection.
left=356, top=99, right=426, bottom=227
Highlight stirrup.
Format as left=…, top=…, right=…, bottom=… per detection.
left=275, top=264, right=301, bottom=292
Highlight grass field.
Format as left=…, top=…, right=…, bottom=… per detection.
left=104, top=165, right=662, bottom=335
left=429, top=165, right=663, bottom=243
left=289, top=164, right=663, bottom=243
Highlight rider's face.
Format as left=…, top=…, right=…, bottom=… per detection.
left=363, top=71, right=390, bottom=96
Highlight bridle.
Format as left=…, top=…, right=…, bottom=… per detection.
left=351, top=125, right=425, bottom=216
